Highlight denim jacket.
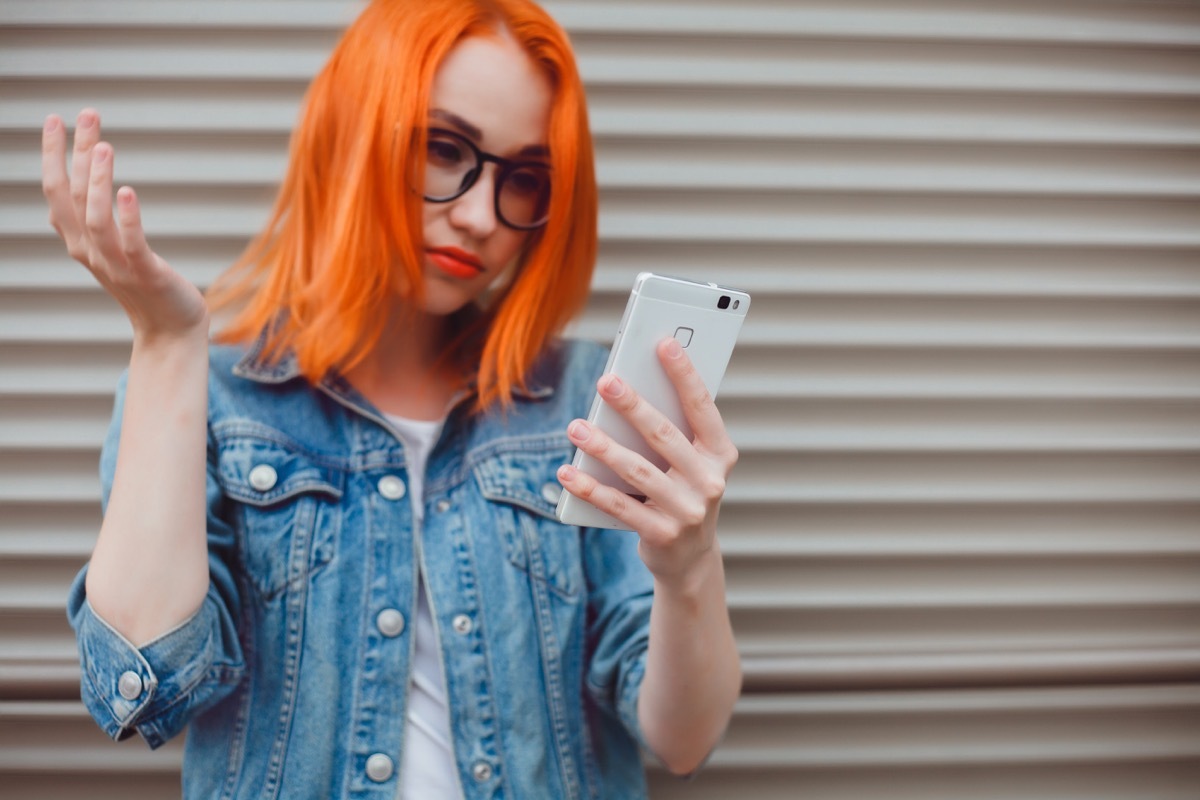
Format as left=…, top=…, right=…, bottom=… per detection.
left=66, top=336, right=656, bottom=799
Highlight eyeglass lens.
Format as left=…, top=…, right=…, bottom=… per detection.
left=424, top=129, right=551, bottom=229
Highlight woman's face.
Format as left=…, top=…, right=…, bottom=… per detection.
left=418, top=33, right=553, bottom=315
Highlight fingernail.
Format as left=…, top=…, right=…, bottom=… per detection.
left=44, top=116, right=58, bottom=133
left=558, top=464, right=577, bottom=482
left=78, top=113, right=94, bottom=129
left=93, top=145, right=109, bottom=162
left=118, top=187, right=134, bottom=205
left=569, top=420, right=590, bottom=441
left=604, top=375, right=625, bottom=397
left=665, top=338, right=683, bottom=359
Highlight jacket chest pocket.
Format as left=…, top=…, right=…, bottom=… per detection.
left=474, top=445, right=582, bottom=601
left=216, top=434, right=345, bottom=603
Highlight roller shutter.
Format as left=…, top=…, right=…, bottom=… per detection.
left=1, top=1, right=1198, bottom=797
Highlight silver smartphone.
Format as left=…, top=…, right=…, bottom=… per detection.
left=556, top=272, right=751, bottom=530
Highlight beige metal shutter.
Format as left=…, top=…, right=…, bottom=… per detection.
left=2, top=1, right=1199, bottom=798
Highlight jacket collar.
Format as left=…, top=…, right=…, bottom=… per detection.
left=230, top=326, right=555, bottom=401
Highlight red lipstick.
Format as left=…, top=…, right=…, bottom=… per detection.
left=427, top=247, right=484, bottom=280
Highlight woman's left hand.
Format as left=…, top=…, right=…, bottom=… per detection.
left=557, top=337, right=738, bottom=585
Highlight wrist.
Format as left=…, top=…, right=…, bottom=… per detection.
left=131, top=319, right=211, bottom=356
left=652, top=544, right=726, bottom=604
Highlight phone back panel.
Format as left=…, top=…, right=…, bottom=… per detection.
left=557, top=273, right=750, bottom=529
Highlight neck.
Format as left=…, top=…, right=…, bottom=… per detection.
left=344, top=305, right=464, bottom=421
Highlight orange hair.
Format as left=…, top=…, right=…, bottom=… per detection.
left=206, top=0, right=598, bottom=410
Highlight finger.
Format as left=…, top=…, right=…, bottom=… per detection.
left=70, top=109, right=101, bottom=226
left=114, top=186, right=159, bottom=273
left=41, top=114, right=81, bottom=242
left=556, top=463, right=663, bottom=534
left=84, top=143, right=125, bottom=269
left=566, top=418, right=699, bottom=521
left=657, top=338, right=736, bottom=461
left=594, top=372, right=706, bottom=483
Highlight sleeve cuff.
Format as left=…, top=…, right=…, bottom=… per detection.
left=617, top=649, right=655, bottom=757
left=619, top=649, right=724, bottom=780
left=74, top=599, right=218, bottom=749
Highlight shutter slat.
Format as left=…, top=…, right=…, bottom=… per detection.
left=3, top=2, right=1197, bottom=798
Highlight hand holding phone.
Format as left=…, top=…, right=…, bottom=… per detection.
left=556, top=273, right=750, bottom=530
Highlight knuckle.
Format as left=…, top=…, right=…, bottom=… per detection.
left=588, top=432, right=612, bottom=459
left=575, top=478, right=596, bottom=501
left=658, top=524, right=684, bottom=547
left=603, top=492, right=630, bottom=518
left=688, top=390, right=716, bottom=415
left=626, top=459, right=655, bottom=487
left=622, top=389, right=641, bottom=410
left=681, top=505, right=706, bottom=528
left=670, top=357, right=699, bottom=384
left=726, top=445, right=740, bottom=469
left=650, top=418, right=677, bottom=447
left=701, top=475, right=727, bottom=502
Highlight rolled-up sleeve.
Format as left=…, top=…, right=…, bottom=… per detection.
left=65, top=370, right=245, bottom=749
left=582, top=525, right=655, bottom=753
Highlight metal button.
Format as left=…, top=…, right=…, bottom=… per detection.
left=472, top=761, right=493, bottom=782
left=248, top=464, right=278, bottom=492
left=376, top=608, right=405, bottom=638
left=365, top=753, right=394, bottom=782
left=452, top=614, right=472, bottom=635
left=117, top=670, right=143, bottom=700
left=435, top=498, right=451, bottom=513
left=540, top=481, right=561, bottom=505
left=377, top=475, right=406, bottom=501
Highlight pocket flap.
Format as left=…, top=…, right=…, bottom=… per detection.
left=216, top=435, right=344, bottom=507
left=473, top=444, right=570, bottom=521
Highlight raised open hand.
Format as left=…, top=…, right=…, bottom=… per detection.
left=42, top=110, right=209, bottom=345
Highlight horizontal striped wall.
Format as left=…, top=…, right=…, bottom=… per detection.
left=1, top=1, right=1198, bottom=797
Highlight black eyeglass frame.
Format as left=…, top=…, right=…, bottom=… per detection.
left=421, top=127, right=552, bottom=231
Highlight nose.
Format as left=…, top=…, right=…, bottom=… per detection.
left=447, top=164, right=499, bottom=239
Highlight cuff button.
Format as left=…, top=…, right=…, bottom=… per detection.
left=118, top=671, right=143, bottom=700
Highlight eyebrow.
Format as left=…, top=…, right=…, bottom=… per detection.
left=430, top=109, right=550, bottom=160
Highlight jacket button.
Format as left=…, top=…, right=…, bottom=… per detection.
left=248, top=464, right=278, bottom=492
left=377, top=475, right=406, bottom=500
left=365, top=753, right=394, bottom=782
left=117, top=671, right=143, bottom=700
left=540, top=482, right=561, bottom=505
left=435, top=498, right=451, bottom=513
left=376, top=609, right=405, bottom=638
left=472, top=761, right=493, bottom=782
left=452, top=614, right=472, bottom=635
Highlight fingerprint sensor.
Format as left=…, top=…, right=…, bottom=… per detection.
left=673, top=326, right=694, bottom=348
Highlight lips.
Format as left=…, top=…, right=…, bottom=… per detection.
left=427, top=247, right=484, bottom=280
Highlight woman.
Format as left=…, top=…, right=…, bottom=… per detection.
left=43, top=0, right=741, bottom=796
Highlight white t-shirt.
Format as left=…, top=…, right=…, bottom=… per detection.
left=385, top=414, right=461, bottom=800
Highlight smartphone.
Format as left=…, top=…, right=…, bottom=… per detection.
left=556, top=272, right=751, bottom=530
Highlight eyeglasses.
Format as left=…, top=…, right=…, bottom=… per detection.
left=421, top=127, right=551, bottom=230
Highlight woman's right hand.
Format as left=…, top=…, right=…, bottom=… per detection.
left=42, top=109, right=209, bottom=345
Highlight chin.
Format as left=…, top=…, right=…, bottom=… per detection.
left=418, top=276, right=484, bottom=316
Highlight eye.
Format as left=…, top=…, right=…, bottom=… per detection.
left=427, top=135, right=469, bottom=168
left=505, top=166, right=550, bottom=197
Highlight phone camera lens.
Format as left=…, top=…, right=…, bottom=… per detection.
left=718, top=295, right=731, bottom=310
